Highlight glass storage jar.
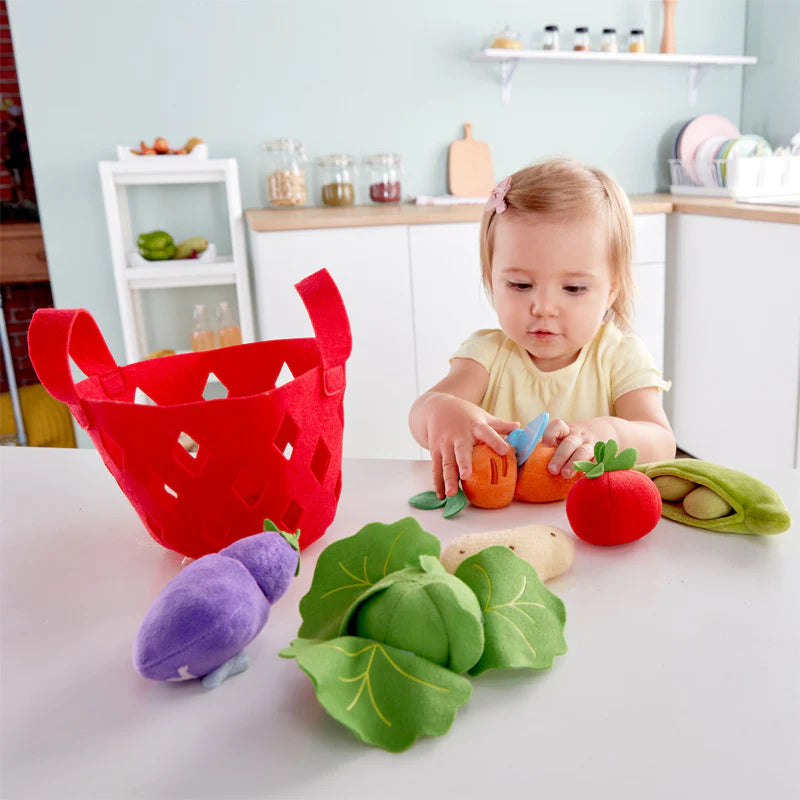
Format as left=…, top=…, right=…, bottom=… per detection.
left=262, top=138, right=307, bottom=208
left=542, top=25, right=560, bottom=51
left=573, top=26, right=590, bottom=51
left=316, top=154, right=357, bottom=207
left=629, top=29, right=646, bottom=53
left=600, top=28, right=619, bottom=52
left=490, top=25, right=523, bottom=49
left=363, top=153, right=402, bottom=203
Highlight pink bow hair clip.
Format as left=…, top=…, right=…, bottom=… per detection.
left=486, top=175, right=512, bottom=214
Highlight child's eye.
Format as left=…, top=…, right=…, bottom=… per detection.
left=564, top=285, right=587, bottom=295
left=506, top=281, right=532, bottom=291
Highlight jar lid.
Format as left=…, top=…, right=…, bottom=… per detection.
left=630, top=29, right=644, bottom=35
left=263, top=138, right=305, bottom=154
left=544, top=25, right=559, bottom=32
left=316, top=153, right=356, bottom=167
left=574, top=26, right=589, bottom=33
left=603, top=28, right=617, bottom=34
left=364, top=152, right=402, bottom=166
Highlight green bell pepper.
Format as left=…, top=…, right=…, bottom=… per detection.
left=137, top=230, right=176, bottom=261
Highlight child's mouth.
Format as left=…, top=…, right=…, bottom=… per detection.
left=530, top=330, right=558, bottom=339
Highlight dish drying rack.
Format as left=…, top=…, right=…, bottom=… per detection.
left=669, top=155, right=800, bottom=199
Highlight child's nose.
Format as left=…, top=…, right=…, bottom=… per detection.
left=531, top=290, right=558, bottom=316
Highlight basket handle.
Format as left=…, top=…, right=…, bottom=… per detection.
left=295, top=269, right=352, bottom=396
left=28, top=308, right=120, bottom=428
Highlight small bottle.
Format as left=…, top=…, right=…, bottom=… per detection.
left=542, top=25, right=560, bottom=51
left=216, top=301, right=242, bottom=348
left=573, top=27, right=590, bottom=51
left=600, top=28, right=619, bottom=53
left=629, top=29, right=646, bottom=53
left=191, top=304, right=216, bottom=351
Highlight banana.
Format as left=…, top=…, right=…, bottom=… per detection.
left=182, top=137, right=204, bottom=153
left=174, top=236, right=208, bottom=259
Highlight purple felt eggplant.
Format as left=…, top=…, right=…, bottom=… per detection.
left=133, top=524, right=299, bottom=686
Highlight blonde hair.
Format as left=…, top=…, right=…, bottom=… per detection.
left=479, top=157, right=635, bottom=330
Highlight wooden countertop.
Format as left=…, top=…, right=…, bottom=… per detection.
left=245, top=193, right=799, bottom=231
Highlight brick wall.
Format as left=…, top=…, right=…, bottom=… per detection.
left=0, top=1, right=53, bottom=396
left=0, top=282, right=54, bottom=393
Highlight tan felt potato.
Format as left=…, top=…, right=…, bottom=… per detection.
left=441, top=525, right=575, bottom=582
left=654, top=475, right=697, bottom=502
left=682, top=486, right=733, bottom=520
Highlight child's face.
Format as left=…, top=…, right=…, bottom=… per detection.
left=490, top=212, right=617, bottom=372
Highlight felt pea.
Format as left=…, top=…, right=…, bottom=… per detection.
left=682, top=486, right=734, bottom=520
left=133, top=522, right=299, bottom=688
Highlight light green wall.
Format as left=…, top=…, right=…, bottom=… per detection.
left=8, top=0, right=758, bottom=378
left=741, top=0, right=800, bottom=147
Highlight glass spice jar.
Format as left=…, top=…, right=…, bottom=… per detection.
left=600, top=28, right=619, bottom=53
left=490, top=25, right=523, bottom=49
left=573, top=26, right=590, bottom=51
left=191, top=304, right=216, bottom=352
left=262, top=138, right=307, bottom=208
left=542, top=25, right=560, bottom=51
left=316, top=154, right=357, bottom=207
left=216, top=301, right=242, bottom=348
left=629, top=29, right=646, bottom=53
left=363, top=153, right=402, bottom=204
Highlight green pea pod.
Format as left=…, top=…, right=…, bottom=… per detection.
left=635, top=459, right=791, bottom=534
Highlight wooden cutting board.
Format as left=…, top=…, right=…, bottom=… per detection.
left=448, top=123, right=495, bottom=197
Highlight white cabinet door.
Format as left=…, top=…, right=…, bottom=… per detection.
left=249, top=225, right=419, bottom=460
left=409, top=222, right=499, bottom=397
left=666, top=214, right=800, bottom=472
left=632, top=214, right=667, bottom=376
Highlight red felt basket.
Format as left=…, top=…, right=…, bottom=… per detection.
left=28, top=269, right=351, bottom=558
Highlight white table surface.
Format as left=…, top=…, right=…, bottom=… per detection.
left=1, top=447, right=798, bottom=800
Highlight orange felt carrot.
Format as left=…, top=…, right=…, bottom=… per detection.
left=514, top=443, right=579, bottom=503
left=462, top=443, right=517, bottom=509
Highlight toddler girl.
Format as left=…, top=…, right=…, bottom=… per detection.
left=409, top=158, right=675, bottom=498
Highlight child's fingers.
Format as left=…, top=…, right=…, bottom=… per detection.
left=477, top=423, right=512, bottom=456
left=487, top=416, right=520, bottom=436
left=453, top=439, right=474, bottom=481
left=440, top=447, right=462, bottom=497
left=559, top=441, right=594, bottom=478
left=548, top=432, right=584, bottom=474
left=431, top=450, right=446, bottom=499
left=541, top=417, right=570, bottom=447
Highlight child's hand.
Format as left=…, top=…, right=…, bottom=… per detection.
left=541, top=417, right=605, bottom=479
left=425, top=394, right=519, bottom=499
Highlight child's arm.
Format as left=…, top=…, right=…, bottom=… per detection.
left=541, top=387, right=676, bottom=478
left=409, top=358, right=520, bottom=498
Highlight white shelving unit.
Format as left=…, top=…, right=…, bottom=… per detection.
left=470, top=49, right=757, bottom=106
left=98, top=157, right=255, bottom=364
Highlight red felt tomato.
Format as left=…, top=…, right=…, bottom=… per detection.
left=565, top=440, right=662, bottom=546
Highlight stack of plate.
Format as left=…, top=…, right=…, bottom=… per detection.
left=670, top=114, right=797, bottom=196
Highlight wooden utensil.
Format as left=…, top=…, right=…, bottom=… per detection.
left=448, top=123, right=495, bottom=197
left=661, top=0, right=677, bottom=54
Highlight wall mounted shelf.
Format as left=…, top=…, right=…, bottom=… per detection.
left=470, top=49, right=757, bottom=106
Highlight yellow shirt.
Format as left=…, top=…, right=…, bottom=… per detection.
left=451, top=324, right=671, bottom=424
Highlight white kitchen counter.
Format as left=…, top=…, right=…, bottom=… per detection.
left=1, top=447, right=798, bottom=799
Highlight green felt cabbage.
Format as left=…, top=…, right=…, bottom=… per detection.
left=636, top=459, right=791, bottom=534
left=298, top=518, right=441, bottom=640
left=342, top=555, right=484, bottom=674
left=286, top=517, right=569, bottom=751
left=455, top=546, right=567, bottom=676
left=280, top=637, right=472, bottom=753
